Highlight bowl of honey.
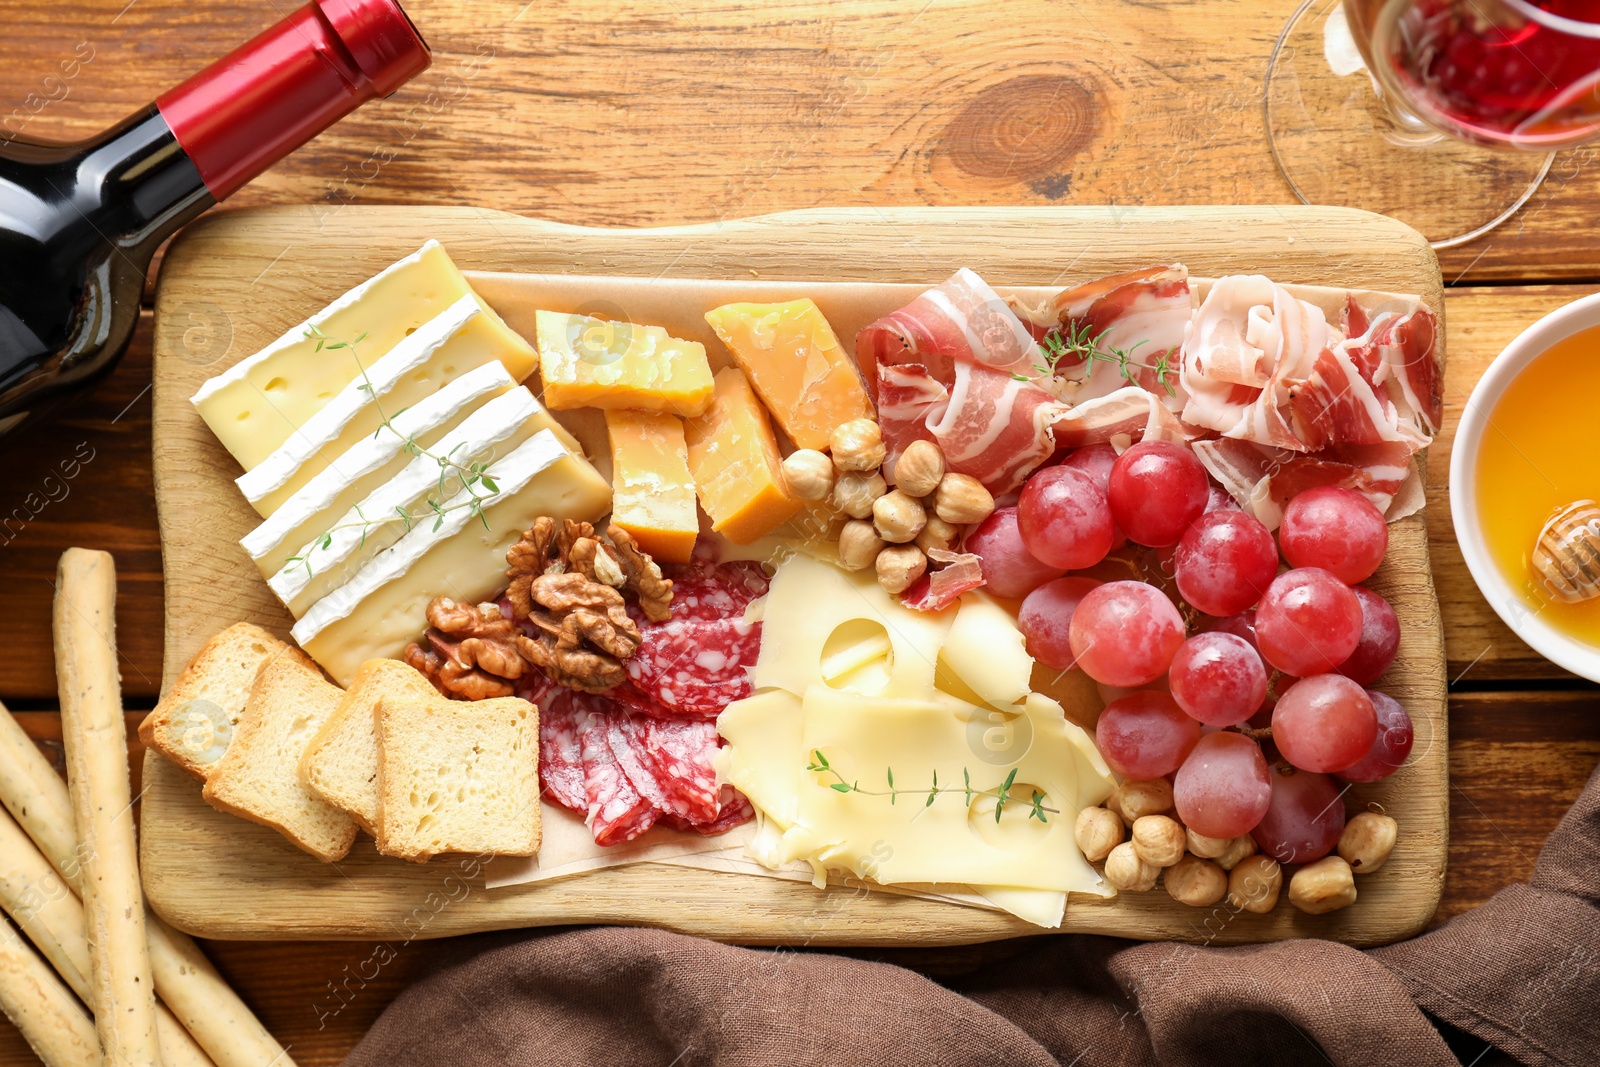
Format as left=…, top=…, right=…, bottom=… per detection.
left=1452, top=292, right=1600, bottom=680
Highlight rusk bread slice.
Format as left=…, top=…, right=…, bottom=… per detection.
left=201, top=656, right=357, bottom=862
left=138, top=622, right=315, bottom=781
left=299, top=658, right=439, bottom=835
left=375, top=695, right=540, bottom=863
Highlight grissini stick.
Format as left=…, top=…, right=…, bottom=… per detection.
left=53, top=547, right=162, bottom=1066
left=0, top=807, right=213, bottom=1067
left=0, top=914, right=99, bottom=1067
left=0, top=689, right=295, bottom=1066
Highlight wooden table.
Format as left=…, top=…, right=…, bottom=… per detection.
left=2, top=1, right=1597, bottom=1063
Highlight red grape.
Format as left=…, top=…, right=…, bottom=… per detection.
left=1173, top=732, right=1271, bottom=838
left=1069, top=580, right=1186, bottom=687
left=964, top=507, right=1065, bottom=598
left=1060, top=444, right=1118, bottom=492
left=1094, top=691, right=1200, bottom=779
left=1279, top=486, right=1389, bottom=584
left=1338, top=690, right=1414, bottom=782
left=1106, top=441, right=1210, bottom=547
left=1204, top=610, right=1259, bottom=650
left=1205, top=484, right=1240, bottom=512
left=1168, top=632, right=1268, bottom=727
left=1272, top=674, right=1377, bottom=773
left=1018, top=577, right=1102, bottom=670
left=1254, top=568, right=1363, bottom=676
left=1251, top=764, right=1347, bottom=863
left=1017, top=466, right=1116, bottom=570
left=1173, top=510, right=1279, bottom=616
left=1335, top=586, right=1400, bottom=685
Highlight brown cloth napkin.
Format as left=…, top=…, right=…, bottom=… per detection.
left=345, top=763, right=1600, bottom=1067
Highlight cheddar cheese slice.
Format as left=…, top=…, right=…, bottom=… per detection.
left=704, top=299, right=874, bottom=451
left=192, top=241, right=501, bottom=471
left=683, top=367, right=802, bottom=544
left=604, top=409, right=698, bottom=564
left=535, top=311, right=714, bottom=416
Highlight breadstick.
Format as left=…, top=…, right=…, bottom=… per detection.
left=2, top=688, right=295, bottom=1066
left=0, top=914, right=99, bottom=1067
left=53, top=548, right=162, bottom=1066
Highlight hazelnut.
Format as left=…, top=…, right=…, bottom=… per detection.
left=1131, top=814, right=1185, bottom=868
left=872, top=490, right=927, bottom=544
left=915, top=515, right=957, bottom=554
left=830, top=418, right=886, bottom=472
left=1214, top=835, right=1258, bottom=871
left=781, top=449, right=835, bottom=502
left=832, top=470, right=887, bottom=519
left=1103, top=841, right=1158, bottom=892
left=1103, top=786, right=1125, bottom=821
left=875, top=544, right=927, bottom=595
left=1288, top=856, right=1358, bottom=914
left=933, top=473, right=996, bottom=526
left=893, top=439, right=946, bottom=497
left=837, top=520, right=884, bottom=572
left=1338, top=812, right=1398, bottom=874
left=1164, top=855, right=1227, bottom=907
left=1073, top=806, right=1124, bottom=864
left=1226, top=855, right=1283, bottom=914
left=1185, top=829, right=1231, bottom=859
left=1118, top=779, right=1174, bottom=821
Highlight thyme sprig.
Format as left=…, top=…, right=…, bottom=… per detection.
left=283, top=326, right=502, bottom=578
left=806, top=750, right=1056, bottom=824
left=1014, top=319, right=1178, bottom=398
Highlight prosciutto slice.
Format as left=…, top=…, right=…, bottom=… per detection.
left=1051, top=386, right=1193, bottom=450
left=1338, top=300, right=1442, bottom=436
left=1193, top=437, right=1418, bottom=530
left=1048, top=265, right=1193, bottom=410
left=876, top=362, right=1064, bottom=494
left=856, top=268, right=1041, bottom=390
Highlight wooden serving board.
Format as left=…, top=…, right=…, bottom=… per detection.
left=143, top=205, right=1447, bottom=947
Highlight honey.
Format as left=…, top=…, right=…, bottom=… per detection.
left=1475, top=322, right=1600, bottom=647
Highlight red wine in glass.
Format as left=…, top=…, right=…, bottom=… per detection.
left=1349, top=0, right=1600, bottom=148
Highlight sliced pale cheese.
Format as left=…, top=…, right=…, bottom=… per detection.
left=270, top=388, right=569, bottom=618
left=715, top=689, right=806, bottom=830
left=934, top=592, right=1034, bottom=710
left=747, top=551, right=954, bottom=699
left=604, top=409, right=698, bottom=564
left=704, top=299, right=874, bottom=451
left=293, top=430, right=611, bottom=685
left=193, top=241, right=498, bottom=470
left=236, top=294, right=541, bottom=517
left=535, top=310, right=715, bottom=415
left=241, top=362, right=518, bottom=579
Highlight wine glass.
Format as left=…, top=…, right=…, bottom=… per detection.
left=1265, top=0, right=1600, bottom=249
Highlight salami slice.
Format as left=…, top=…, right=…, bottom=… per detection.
left=604, top=712, right=677, bottom=815
left=639, top=718, right=721, bottom=824
left=661, top=786, right=755, bottom=836
left=537, top=689, right=594, bottom=813
left=661, top=562, right=770, bottom=622
left=605, top=681, right=717, bottom=722
left=578, top=710, right=658, bottom=846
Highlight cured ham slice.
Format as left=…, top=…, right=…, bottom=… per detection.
left=1050, top=386, right=1194, bottom=450
left=1288, top=344, right=1428, bottom=450
left=1338, top=299, right=1442, bottom=436
left=1193, top=438, right=1418, bottom=530
left=855, top=268, right=1041, bottom=390
left=1047, top=265, right=1193, bottom=411
left=877, top=362, right=1064, bottom=494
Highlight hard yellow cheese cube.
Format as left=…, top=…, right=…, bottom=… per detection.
left=705, top=299, right=874, bottom=451
left=535, top=310, right=714, bottom=416
left=605, top=410, right=698, bottom=564
left=684, top=368, right=802, bottom=545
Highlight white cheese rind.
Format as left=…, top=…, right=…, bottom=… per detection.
left=240, top=361, right=518, bottom=578
left=293, top=430, right=611, bottom=685
left=270, top=387, right=559, bottom=617
left=236, top=294, right=542, bottom=517
left=193, top=241, right=491, bottom=471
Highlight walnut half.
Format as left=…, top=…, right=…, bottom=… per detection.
left=404, top=598, right=525, bottom=700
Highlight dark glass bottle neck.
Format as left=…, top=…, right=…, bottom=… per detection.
left=81, top=105, right=213, bottom=250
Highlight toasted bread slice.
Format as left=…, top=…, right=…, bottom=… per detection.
left=201, top=656, right=357, bottom=862
left=139, top=622, right=315, bottom=781
left=299, top=658, right=439, bottom=835
left=375, top=695, right=540, bottom=863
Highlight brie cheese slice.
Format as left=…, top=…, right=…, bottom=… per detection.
left=293, top=429, right=612, bottom=686
left=236, top=293, right=540, bottom=517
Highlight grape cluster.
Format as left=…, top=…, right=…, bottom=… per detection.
left=974, top=446, right=1418, bottom=887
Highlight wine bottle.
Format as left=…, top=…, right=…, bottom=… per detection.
left=0, top=0, right=430, bottom=443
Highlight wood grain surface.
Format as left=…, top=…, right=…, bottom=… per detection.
left=1, top=0, right=1596, bottom=1061
left=134, top=204, right=1447, bottom=948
